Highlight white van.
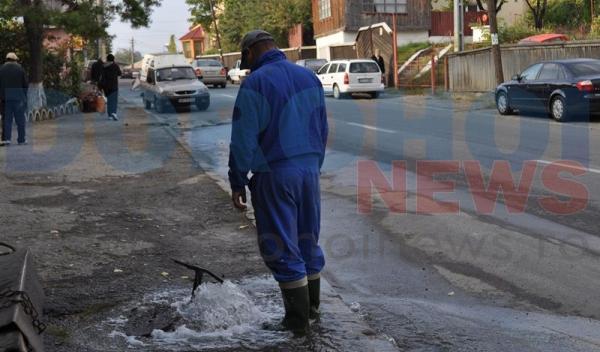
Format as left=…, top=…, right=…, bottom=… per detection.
left=227, top=59, right=250, bottom=84
left=139, top=53, right=210, bottom=112
left=316, top=59, right=384, bottom=99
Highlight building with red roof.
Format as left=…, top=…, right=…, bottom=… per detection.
left=180, top=24, right=206, bottom=60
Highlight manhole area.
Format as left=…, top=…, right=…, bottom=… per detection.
left=101, top=276, right=290, bottom=351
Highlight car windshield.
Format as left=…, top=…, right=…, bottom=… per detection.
left=565, top=61, right=600, bottom=77
left=306, top=60, right=327, bottom=70
left=156, top=67, right=196, bottom=81
left=196, top=60, right=222, bottom=67
left=350, top=62, right=380, bottom=73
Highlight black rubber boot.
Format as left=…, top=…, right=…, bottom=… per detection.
left=281, top=285, right=310, bottom=336
left=308, top=278, right=320, bottom=320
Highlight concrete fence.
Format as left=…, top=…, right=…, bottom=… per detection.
left=447, top=40, right=600, bottom=92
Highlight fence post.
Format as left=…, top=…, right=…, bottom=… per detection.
left=431, top=52, right=436, bottom=95
left=444, top=56, right=449, bottom=91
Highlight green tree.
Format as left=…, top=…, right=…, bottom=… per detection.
left=167, top=34, right=178, bottom=53
left=475, top=0, right=508, bottom=12
left=542, top=0, right=588, bottom=29
left=0, top=0, right=161, bottom=109
left=186, top=0, right=218, bottom=31
left=114, top=48, right=143, bottom=64
left=525, top=0, right=549, bottom=30
left=187, top=0, right=312, bottom=52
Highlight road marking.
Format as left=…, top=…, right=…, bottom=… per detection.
left=536, top=159, right=600, bottom=174
left=346, top=122, right=396, bottom=134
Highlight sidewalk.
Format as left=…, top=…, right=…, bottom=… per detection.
left=0, top=101, right=398, bottom=351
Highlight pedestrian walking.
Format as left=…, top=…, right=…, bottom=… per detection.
left=100, top=54, right=121, bottom=121
left=228, top=30, right=328, bottom=336
left=91, top=58, right=104, bottom=86
left=0, top=52, right=28, bottom=146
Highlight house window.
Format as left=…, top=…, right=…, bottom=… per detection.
left=364, top=0, right=407, bottom=14
left=319, top=0, right=331, bottom=20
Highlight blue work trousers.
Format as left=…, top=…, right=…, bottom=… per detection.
left=250, top=159, right=325, bottom=284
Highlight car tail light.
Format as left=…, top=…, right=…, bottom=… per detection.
left=220, top=68, right=227, bottom=76
left=195, top=68, right=202, bottom=77
left=381, top=74, right=385, bottom=84
left=344, top=73, right=349, bottom=85
left=576, top=80, right=594, bottom=92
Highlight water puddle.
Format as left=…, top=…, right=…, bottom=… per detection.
left=103, top=276, right=289, bottom=351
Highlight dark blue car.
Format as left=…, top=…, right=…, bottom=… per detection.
left=495, top=58, right=600, bottom=122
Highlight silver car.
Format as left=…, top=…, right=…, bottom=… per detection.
left=141, top=66, right=210, bottom=113
left=192, top=59, right=227, bottom=88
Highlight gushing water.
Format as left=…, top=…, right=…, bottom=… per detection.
left=104, top=276, right=290, bottom=350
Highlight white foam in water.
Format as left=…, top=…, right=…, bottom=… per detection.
left=107, top=276, right=289, bottom=350
left=109, top=331, right=146, bottom=347
left=178, top=281, right=268, bottom=330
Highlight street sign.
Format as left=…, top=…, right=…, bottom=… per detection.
left=362, top=0, right=407, bottom=14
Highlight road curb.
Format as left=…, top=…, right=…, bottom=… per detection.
left=123, top=96, right=399, bottom=351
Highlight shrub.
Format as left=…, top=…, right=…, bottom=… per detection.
left=543, top=0, right=587, bottom=29
left=498, top=21, right=539, bottom=44
left=591, top=16, right=600, bottom=38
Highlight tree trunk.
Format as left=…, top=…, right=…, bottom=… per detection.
left=535, top=15, right=544, bottom=30
left=23, top=4, right=46, bottom=110
left=488, top=0, right=504, bottom=85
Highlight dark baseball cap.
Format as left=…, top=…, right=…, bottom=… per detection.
left=240, top=30, right=274, bottom=70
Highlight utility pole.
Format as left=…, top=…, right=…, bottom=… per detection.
left=592, top=0, right=596, bottom=20
left=208, top=0, right=224, bottom=63
left=392, top=13, right=399, bottom=89
left=488, top=0, right=504, bottom=84
left=130, top=37, right=135, bottom=69
left=453, top=0, right=464, bottom=52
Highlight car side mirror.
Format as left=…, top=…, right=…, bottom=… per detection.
left=512, top=74, right=521, bottom=82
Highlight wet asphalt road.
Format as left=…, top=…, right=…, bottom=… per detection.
left=121, top=80, right=600, bottom=351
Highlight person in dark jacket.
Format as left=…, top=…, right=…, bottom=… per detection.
left=376, top=51, right=386, bottom=87
left=228, top=30, right=328, bottom=336
left=91, top=58, right=104, bottom=85
left=0, top=53, right=28, bottom=145
left=100, top=54, right=121, bottom=121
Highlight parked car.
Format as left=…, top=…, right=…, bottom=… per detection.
left=495, top=58, right=600, bottom=122
left=518, top=34, right=568, bottom=45
left=228, top=59, right=250, bottom=84
left=139, top=53, right=210, bottom=113
left=192, top=58, right=227, bottom=88
left=316, top=59, right=384, bottom=99
left=121, top=67, right=134, bottom=79
left=296, top=59, right=328, bottom=73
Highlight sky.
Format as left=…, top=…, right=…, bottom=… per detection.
left=108, top=0, right=192, bottom=55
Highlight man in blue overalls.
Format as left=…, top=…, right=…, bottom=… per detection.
left=228, top=30, right=328, bottom=335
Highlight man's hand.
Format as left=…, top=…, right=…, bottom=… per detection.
left=232, top=190, right=247, bottom=211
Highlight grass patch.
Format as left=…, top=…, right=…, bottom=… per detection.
left=397, top=42, right=430, bottom=64
left=46, top=325, right=71, bottom=344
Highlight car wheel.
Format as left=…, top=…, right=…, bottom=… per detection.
left=333, top=84, right=343, bottom=99
left=144, top=99, right=152, bottom=110
left=196, top=101, right=210, bottom=111
left=221, top=83, right=227, bottom=88
left=550, top=95, right=568, bottom=122
left=154, top=98, right=164, bottom=114
left=496, top=91, right=513, bottom=115
left=369, top=91, right=380, bottom=99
